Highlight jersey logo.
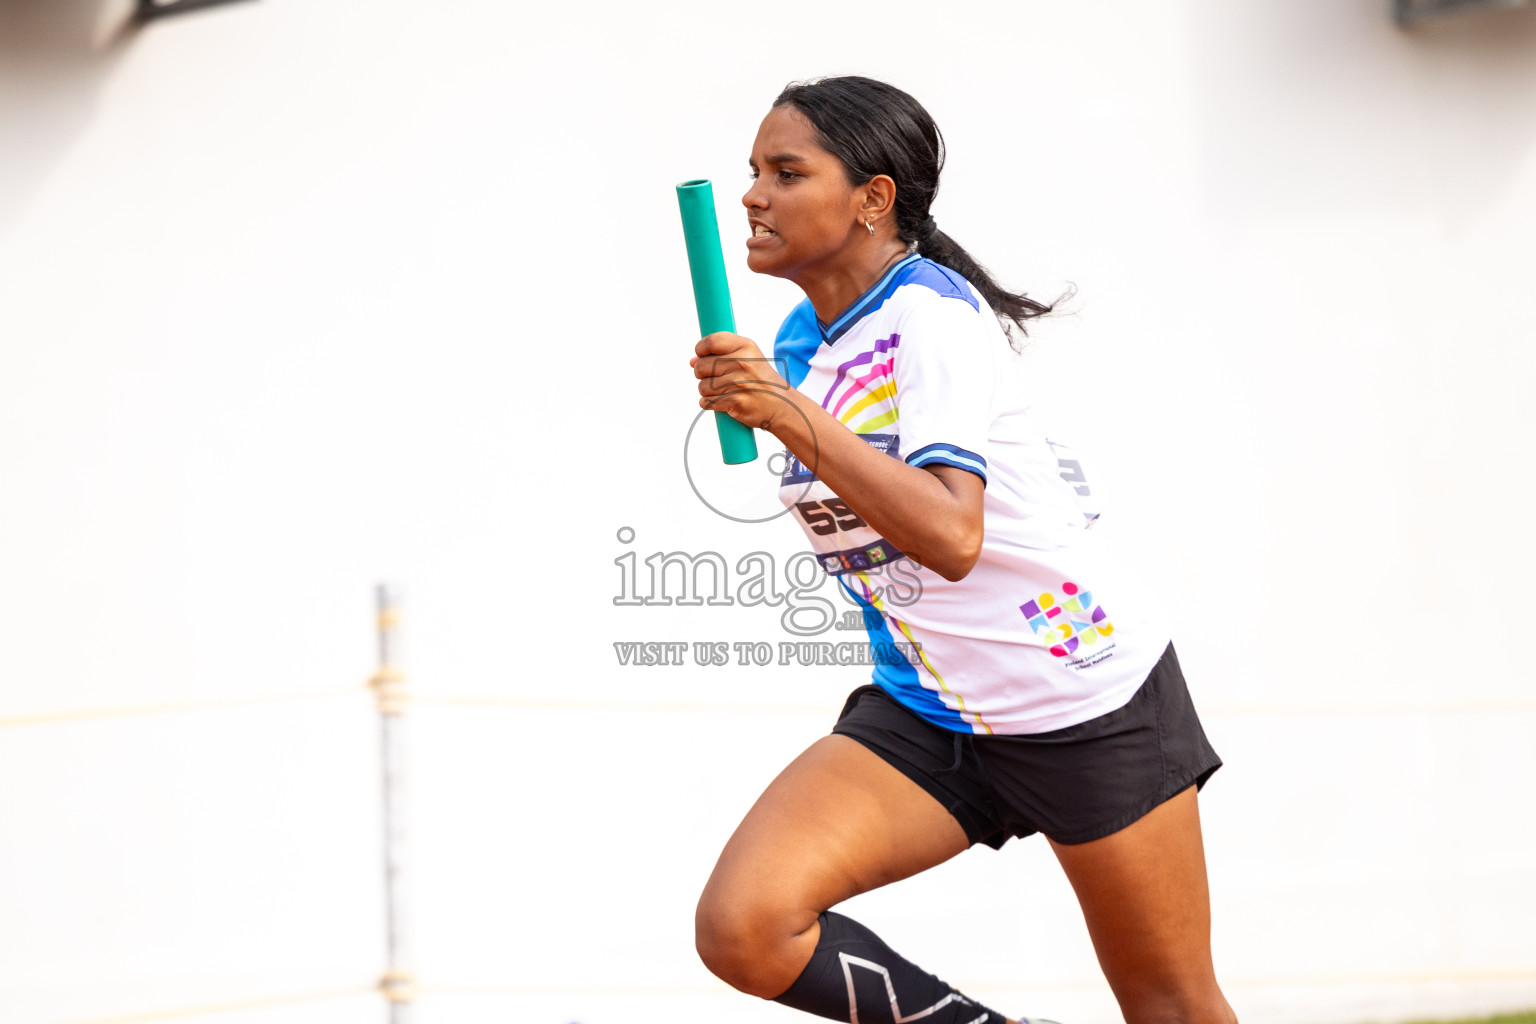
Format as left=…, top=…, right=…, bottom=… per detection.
left=814, top=538, right=903, bottom=576
left=1019, top=582, right=1113, bottom=657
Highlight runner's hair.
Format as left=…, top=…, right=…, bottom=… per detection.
left=774, top=75, right=1060, bottom=348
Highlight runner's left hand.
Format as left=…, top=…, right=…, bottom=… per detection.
left=690, top=332, right=792, bottom=432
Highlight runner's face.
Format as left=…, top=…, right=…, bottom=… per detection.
left=742, top=104, right=863, bottom=280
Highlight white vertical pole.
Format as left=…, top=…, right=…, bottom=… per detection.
left=371, top=584, right=414, bottom=1022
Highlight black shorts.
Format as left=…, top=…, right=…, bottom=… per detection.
left=831, top=642, right=1222, bottom=847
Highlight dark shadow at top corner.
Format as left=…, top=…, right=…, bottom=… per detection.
left=133, top=0, right=257, bottom=27
left=0, top=0, right=142, bottom=236
left=0, top=0, right=142, bottom=64
left=1395, top=1, right=1536, bottom=49
left=0, top=0, right=262, bottom=236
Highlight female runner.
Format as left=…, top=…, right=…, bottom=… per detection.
left=688, top=76, right=1234, bottom=1024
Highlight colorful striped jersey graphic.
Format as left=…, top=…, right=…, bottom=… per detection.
left=775, top=256, right=1169, bottom=735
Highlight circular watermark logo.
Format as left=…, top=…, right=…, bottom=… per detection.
left=682, top=387, right=819, bottom=524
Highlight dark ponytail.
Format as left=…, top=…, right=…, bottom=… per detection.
left=773, top=76, right=1056, bottom=347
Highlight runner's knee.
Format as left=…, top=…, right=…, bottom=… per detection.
left=694, top=887, right=813, bottom=996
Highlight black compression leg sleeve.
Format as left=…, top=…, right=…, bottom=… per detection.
left=773, top=911, right=1009, bottom=1024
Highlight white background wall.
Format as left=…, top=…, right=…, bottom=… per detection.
left=2, top=1, right=1534, bottom=1023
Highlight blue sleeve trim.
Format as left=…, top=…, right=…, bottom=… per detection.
left=773, top=300, right=820, bottom=390
left=906, top=443, right=988, bottom=484
left=901, top=259, right=982, bottom=312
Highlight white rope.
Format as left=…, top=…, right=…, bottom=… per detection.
left=0, top=688, right=363, bottom=728
left=411, top=694, right=841, bottom=715
left=411, top=967, right=1536, bottom=996
left=5, top=690, right=1532, bottom=729
left=29, top=967, right=1536, bottom=1023
left=47, top=985, right=373, bottom=1024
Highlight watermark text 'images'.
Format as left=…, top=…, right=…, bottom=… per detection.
left=613, top=527, right=923, bottom=638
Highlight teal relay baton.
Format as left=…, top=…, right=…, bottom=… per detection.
left=676, top=179, right=759, bottom=466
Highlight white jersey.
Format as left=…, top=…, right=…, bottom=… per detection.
left=774, top=254, right=1169, bottom=735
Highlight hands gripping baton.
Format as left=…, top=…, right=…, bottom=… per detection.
left=676, top=179, right=759, bottom=466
